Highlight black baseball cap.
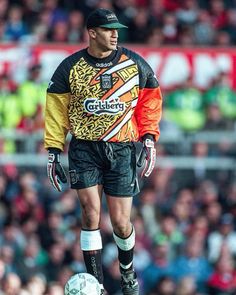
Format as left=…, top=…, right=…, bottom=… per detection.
left=86, top=8, right=128, bottom=29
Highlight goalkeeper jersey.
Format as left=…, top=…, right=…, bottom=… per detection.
left=44, top=46, right=162, bottom=151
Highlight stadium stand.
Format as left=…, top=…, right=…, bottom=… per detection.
left=0, top=1, right=236, bottom=294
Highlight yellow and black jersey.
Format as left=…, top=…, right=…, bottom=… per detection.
left=44, top=46, right=162, bottom=151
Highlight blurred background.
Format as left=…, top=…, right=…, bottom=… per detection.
left=0, top=0, right=236, bottom=294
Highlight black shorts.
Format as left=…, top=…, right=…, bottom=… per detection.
left=68, top=137, right=139, bottom=197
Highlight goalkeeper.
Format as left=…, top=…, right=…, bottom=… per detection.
left=44, top=7, right=162, bottom=295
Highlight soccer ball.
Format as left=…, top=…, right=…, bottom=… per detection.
left=64, top=273, right=101, bottom=295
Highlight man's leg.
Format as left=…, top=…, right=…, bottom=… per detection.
left=77, top=185, right=105, bottom=292
left=106, top=195, right=139, bottom=295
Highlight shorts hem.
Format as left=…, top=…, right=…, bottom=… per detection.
left=104, top=190, right=139, bottom=197
left=71, top=182, right=101, bottom=190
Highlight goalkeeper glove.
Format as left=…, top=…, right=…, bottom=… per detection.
left=137, top=134, right=156, bottom=177
left=47, top=148, right=67, bottom=192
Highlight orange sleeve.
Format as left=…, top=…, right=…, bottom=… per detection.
left=134, top=86, right=162, bottom=142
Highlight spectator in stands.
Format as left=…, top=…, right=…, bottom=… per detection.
left=147, top=275, right=176, bottom=295
left=32, top=9, right=51, bottom=43
left=1, top=164, right=19, bottom=202
left=164, top=76, right=205, bottom=132
left=203, top=102, right=233, bottom=130
left=0, top=0, right=8, bottom=19
left=128, top=7, right=156, bottom=43
left=68, top=10, right=85, bottom=43
left=224, top=181, right=236, bottom=215
left=37, top=210, right=65, bottom=250
left=46, top=282, right=64, bottom=295
left=0, top=20, right=7, bottom=42
left=172, top=188, right=195, bottom=234
left=0, top=272, right=22, bottom=295
left=103, top=257, right=123, bottom=295
left=204, top=71, right=236, bottom=122
left=176, top=0, right=199, bottom=26
left=191, top=143, right=210, bottom=181
left=194, top=10, right=215, bottom=45
left=139, top=188, right=159, bottom=239
left=171, top=237, right=212, bottom=292
left=224, top=9, right=236, bottom=44
left=142, top=241, right=173, bottom=294
left=24, top=275, right=46, bottom=295
left=132, top=216, right=152, bottom=273
left=146, top=26, right=164, bottom=46
left=178, top=25, right=195, bottom=46
left=176, top=276, right=198, bottom=295
left=162, top=0, right=181, bottom=12
left=196, top=180, right=219, bottom=208
left=0, top=73, right=20, bottom=131
left=5, top=5, right=28, bottom=41
left=207, top=254, right=236, bottom=294
left=67, top=241, right=86, bottom=274
left=207, top=213, right=236, bottom=263
left=18, top=63, right=46, bottom=132
left=149, top=0, right=165, bottom=21
left=131, top=214, right=150, bottom=250
left=15, top=237, right=45, bottom=284
left=14, top=184, right=44, bottom=223
left=204, top=201, right=222, bottom=232
left=178, top=25, right=194, bottom=47
left=153, top=214, right=184, bottom=260
left=210, top=0, right=228, bottom=30
left=0, top=220, right=22, bottom=255
left=21, top=0, right=40, bottom=31
left=214, top=29, right=231, bottom=46
left=150, top=168, right=175, bottom=212
left=45, top=242, right=66, bottom=282
left=0, top=258, right=6, bottom=287
left=49, top=20, right=68, bottom=43
left=42, top=0, right=67, bottom=27
left=187, top=214, right=209, bottom=244
left=162, top=13, right=178, bottom=44
left=56, top=265, right=73, bottom=291
left=0, top=245, right=16, bottom=274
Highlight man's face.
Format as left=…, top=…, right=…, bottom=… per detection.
left=91, top=27, right=118, bottom=51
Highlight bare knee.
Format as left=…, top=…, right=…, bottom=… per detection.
left=112, top=219, right=132, bottom=238
left=81, top=207, right=100, bottom=229
left=77, top=187, right=101, bottom=229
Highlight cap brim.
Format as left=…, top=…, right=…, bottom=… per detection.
left=99, top=23, right=128, bottom=29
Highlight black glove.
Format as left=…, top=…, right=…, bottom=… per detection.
left=47, top=148, right=67, bottom=192
left=137, top=134, right=156, bottom=177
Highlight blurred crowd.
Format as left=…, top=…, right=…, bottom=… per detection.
left=0, top=1, right=236, bottom=295
left=0, top=64, right=236, bottom=295
left=1, top=60, right=236, bottom=153
left=0, top=150, right=236, bottom=294
left=0, top=0, right=236, bottom=46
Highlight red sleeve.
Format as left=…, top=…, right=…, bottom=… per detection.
left=134, top=86, right=162, bottom=142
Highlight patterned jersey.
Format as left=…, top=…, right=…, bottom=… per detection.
left=44, top=46, right=162, bottom=150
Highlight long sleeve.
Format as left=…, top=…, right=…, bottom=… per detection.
left=44, top=59, right=71, bottom=151
left=135, top=86, right=162, bottom=141
left=44, top=92, right=70, bottom=150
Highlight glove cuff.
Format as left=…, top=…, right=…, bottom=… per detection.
left=48, top=147, right=61, bottom=154
left=142, top=134, right=155, bottom=142
left=48, top=148, right=61, bottom=163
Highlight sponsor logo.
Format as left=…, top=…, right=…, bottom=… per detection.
left=106, top=13, right=117, bottom=21
left=84, top=97, right=125, bottom=115
left=95, top=61, right=113, bottom=67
